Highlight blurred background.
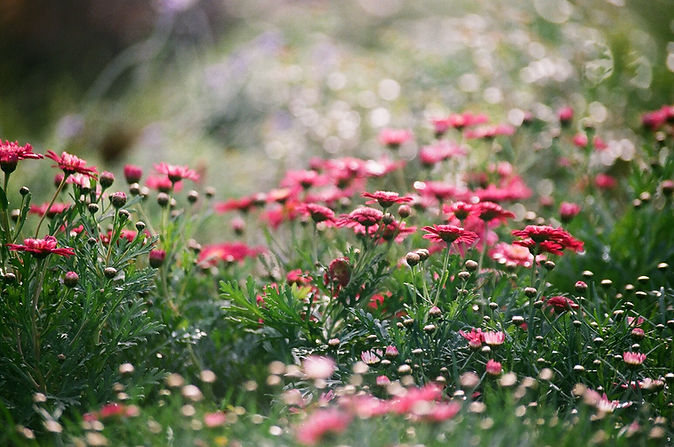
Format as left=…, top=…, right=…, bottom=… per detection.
left=0, top=0, right=673, bottom=194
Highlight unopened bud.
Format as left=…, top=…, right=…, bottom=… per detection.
left=64, top=271, right=79, bottom=288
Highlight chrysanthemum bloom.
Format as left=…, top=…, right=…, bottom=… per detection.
left=376, top=375, right=391, bottom=386
left=286, top=269, right=313, bottom=287
left=473, top=201, right=515, bottom=223
left=623, top=351, right=646, bottom=366
left=486, top=359, right=503, bottom=376
left=379, top=220, right=416, bottom=243
left=415, top=181, right=467, bottom=202
left=336, top=207, right=383, bottom=233
left=123, top=164, right=143, bottom=184
left=203, top=411, right=226, bottom=428
left=280, top=169, right=327, bottom=190
left=389, top=383, right=443, bottom=414
left=145, top=174, right=180, bottom=193
left=197, top=242, right=264, bottom=267
left=7, top=236, right=75, bottom=258
left=101, top=229, right=138, bottom=245
left=385, top=345, right=399, bottom=358
left=154, top=162, right=199, bottom=183
left=303, top=356, right=336, bottom=380
left=483, top=331, right=505, bottom=346
left=544, top=295, right=579, bottom=313
left=295, top=409, right=351, bottom=446
left=489, top=242, right=535, bottom=268
left=459, top=328, right=484, bottom=349
left=423, top=225, right=478, bottom=246
left=418, top=142, right=466, bottom=167
left=45, top=150, right=98, bottom=178
left=362, top=191, right=413, bottom=208
left=425, top=402, right=461, bottom=422
left=361, top=349, right=382, bottom=365
left=444, top=201, right=474, bottom=220
left=298, top=203, right=336, bottom=224
left=559, top=202, right=581, bottom=222
left=29, top=203, right=70, bottom=218
left=99, top=403, right=126, bottom=419
left=378, top=128, right=413, bottom=148
left=0, top=140, right=42, bottom=173
left=512, top=225, right=583, bottom=255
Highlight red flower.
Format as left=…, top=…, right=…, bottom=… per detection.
left=422, top=225, right=478, bottom=246
left=280, top=169, right=327, bottom=190
left=45, top=150, right=98, bottom=178
left=287, top=269, right=313, bottom=287
left=7, top=236, right=75, bottom=258
left=512, top=225, right=583, bottom=254
left=298, top=203, right=336, bottom=224
left=595, top=173, right=616, bottom=189
left=489, top=242, right=534, bottom=268
left=473, top=201, right=515, bottom=223
left=419, top=142, right=466, bottom=166
left=414, top=181, right=467, bottom=202
left=379, top=220, right=416, bottom=243
left=464, top=124, right=515, bottom=140
left=154, top=162, right=199, bottom=183
left=558, top=106, right=574, bottom=125
left=0, top=140, right=42, bottom=173
left=362, top=191, right=413, bottom=208
left=197, top=242, right=264, bottom=267
left=459, top=328, right=484, bottom=349
left=215, top=196, right=254, bottom=213
left=486, top=359, right=503, bottom=376
left=431, top=112, right=488, bottom=135
left=327, top=257, right=351, bottom=287
left=444, top=201, right=474, bottom=220
left=544, top=295, right=579, bottom=313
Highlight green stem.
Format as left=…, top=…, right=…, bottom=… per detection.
left=434, top=247, right=452, bottom=306
left=30, top=258, right=48, bottom=392
left=35, top=175, right=67, bottom=237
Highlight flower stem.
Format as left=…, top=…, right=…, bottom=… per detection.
left=35, top=175, right=67, bottom=237
left=434, top=246, right=452, bottom=306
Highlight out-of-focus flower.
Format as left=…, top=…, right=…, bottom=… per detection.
left=362, top=191, right=413, bottom=208
left=29, top=203, right=70, bottom=218
left=378, top=128, right=413, bottom=148
left=154, top=162, right=199, bottom=183
left=203, top=411, right=226, bottom=428
left=544, top=295, right=579, bottom=313
left=595, top=173, right=617, bottom=189
left=303, top=356, right=336, bottom=380
left=124, top=164, right=143, bottom=184
left=198, top=242, right=264, bottom=267
left=464, top=124, right=515, bottom=140
left=459, top=328, right=484, bottom=349
left=489, top=242, right=535, bottom=268
left=559, top=202, right=581, bottom=222
left=483, top=331, right=505, bottom=346
left=298, top=203, right=336, bottom=224
left=558, top=106, right=574, bottom=125
left=7, top=236, right=75, bottom=258
left=295, top=409, right=351, bottom=446
left=149, top=249, right=166, bottom=268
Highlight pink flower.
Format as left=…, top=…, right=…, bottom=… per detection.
left=544, top=296, right=579, bottom=313
left=376, top=375, right=391, bottom=386
left=123, top=164, right=143, bottom=184
left=623, top=352, right=646, bottom=366
left=154, top=162, right=199, bottom=183
left=558, top=106, right=574, bottom=125
left=337, top=207, right=383, bottom=233
left=7, top=236, right=75, bottom=258
left=362, top=191, right=413, bottom=208
left=326, top=257, right=351, bottom=287
left=295, top=409, right=351, bottom=446
left=99, top=403, right=126, bottom=419
left=483, top=331, right=505, bottom=346
left=489, top=243, right=534, bottom=268
left=45, top=150, right=97, bottom=178
left=422, top=225, right=478, bottom=246
left=0, top=140, right=42, bottom=173
left=512, top=225, right=584, bottom=254
left=473, top=201, right=515, bottom=223
left=29, top=202, right=70, bottom=217
left=559, top=202, right=581, bottom=222
left=464, top=124, right=515, bottom=140
left=361, top=349, right=383, bottom=365
left=298, top=203, right=336, bottom=224
left=431, top=112, right=488, bottom=135
left=303, top=356, right=336, bottom=380
left=197, top=242, right=264, bottom=267
left=378, top=128, right=413, bottom=148
left=459, top=328, right=484, bottom=349
left=486, top=359, right=502, bottom=376
left=204, top=411, right=226, bottom=428
left=425, top=402, right=461, bottom=422
left=385, top=345, right=399, bottom=358
left=419, top=142, right=466, bottom=166
left=595, top=173, right=617, bottom=189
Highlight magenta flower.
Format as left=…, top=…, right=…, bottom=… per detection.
left=486, top=359, right=503, bottom=376
left=423, top=225, right=478, bottom=246
left=154, top=162, right=199, bottom=183
left=0, top=140, right=42, bottom=173
left=45, top=150, right=98, bottom=178
left=7, top=236, right=75, bottom=258
left=623, top=352, right=646, bottom=366
left=362, top=190, right=413, bottom=208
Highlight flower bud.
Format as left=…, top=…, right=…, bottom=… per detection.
left=157, top=192, right=170, bottom=207
left=19, top=186, right=30, bottom=196
left=524, top=287, right=537, bottom=298
left=129, top=183, right=140, bottom=196
left=149, top=249, right=166, bottom=268
left=574, top=281, right=587, bottom=293
left=104, top=267, right=118, bottom=279
left=64, top=271, right=79, bottom=288
left=465, top=260, right=478, bottom=271
left=100, top=171, right=115, bottom=189
left=398, top=205, right=411, bottom=218
left=415, top=249, right=430, bottom=261
left=10, top=209, right=20, bottom=222
left=188, top=190, right=199, bottom=204
left=110, top=192, right=127, bottom=209
left=118, top=209, right=130, bottom=221
left=88, top=203, right=99, bottom=214
left=135, top=221, right=146, bottom=231
left=405, top=252, right=420, bottom=267
left=124, top=165, right=143, bottom=184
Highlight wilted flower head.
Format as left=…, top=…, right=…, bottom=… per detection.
left=327, top=257, right=350, bottom=287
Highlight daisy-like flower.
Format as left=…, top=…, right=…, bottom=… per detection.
left=595, top=173, right=616, bottom=189
left=473, top=201, right=515, bottom=223
left=7, top=235, right=75, bottom=258
left=422, top=225, right=478, bottom=246
left=379, top=220, right=416, bottom=243
left=378, top=128, right=413, bottom=148
left=623, top=351, right=646, bottom=366
left=459, top=328, right=484, bottom=349
left=197, top=242, right=264, bottom=267
left=464, top=124, right=515, bottom=140
left=431, top=112, right=488, bottom=135
left=0, top=140, right=43, bottom=173
left=154, top=162, right=199, bottom=183
left=512, top=225, right=583, bottom=254
left=295, top=409, right=351, bottom=446
left=361, top=349, right=383, bottom=365
left=483, top=331, right=505, bottom=346
left=486, top=359, right=503, bottom=376
left=489, top=242, right=535, bottom=268
left=362, top=191, right=413, bottom=208
left=544, top=296, right=579, bottom=314
left=303, top=356, right=336, bottom=380
left=298, top=203, right=336, bottom=224
left=337, top=207, right=383, bottom=231
left=444, top=201, right=474, bottom=220
left=45, top=151, right=98, bottom=178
